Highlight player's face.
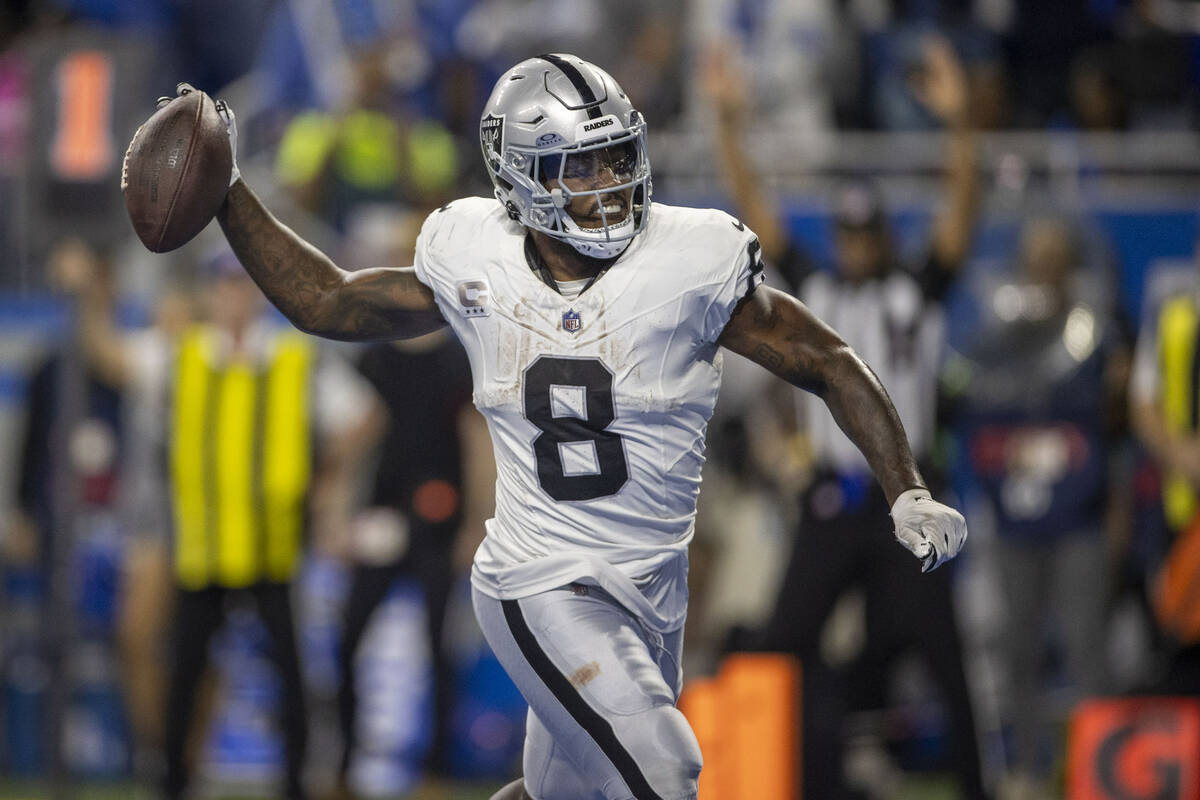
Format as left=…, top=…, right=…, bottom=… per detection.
left=541, top=141, right=638, bottom=229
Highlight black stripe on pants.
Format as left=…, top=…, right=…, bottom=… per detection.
left=501, top=598, right=664, bottom=800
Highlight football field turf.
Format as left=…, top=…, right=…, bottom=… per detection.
left=0, top=777, right=961, bottom=799
left=0, top=782, right=497, bottom=800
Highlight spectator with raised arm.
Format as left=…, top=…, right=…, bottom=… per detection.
left=703, top=34, right=987, bottom=799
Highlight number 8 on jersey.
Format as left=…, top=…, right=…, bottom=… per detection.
left=523, top=356, right=628, bottom=501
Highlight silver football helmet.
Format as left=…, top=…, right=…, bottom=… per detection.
left=480, top=53, right=652, bottom=259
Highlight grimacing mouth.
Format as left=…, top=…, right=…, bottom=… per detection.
left=574, top=192, right=630, bottom=226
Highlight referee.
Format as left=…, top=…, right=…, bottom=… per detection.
left=704, top=36, right=988, bottom=799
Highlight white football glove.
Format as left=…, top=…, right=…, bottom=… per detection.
left=157, top=82, right=240, bottom=187
left=891, top=487, right=967, bottom=572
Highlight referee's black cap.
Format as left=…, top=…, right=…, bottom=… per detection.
left=833, top=181, right=886, bottom=231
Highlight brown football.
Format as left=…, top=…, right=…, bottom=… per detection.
left=121, top=90, right=232, bottom=253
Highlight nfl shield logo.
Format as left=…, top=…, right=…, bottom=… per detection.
left=562, top=309, right=582, bottom=333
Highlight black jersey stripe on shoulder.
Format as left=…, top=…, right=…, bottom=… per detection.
left=501, top=599, right=664, bottom=799
left=539, top=53, right=604, bottom=119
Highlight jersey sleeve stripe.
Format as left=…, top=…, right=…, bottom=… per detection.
left=743, top=238, right=766, bottom=300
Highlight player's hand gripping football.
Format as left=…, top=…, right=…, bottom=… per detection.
left=891, top=488, right=967, bottom=572
left=157, top=82, right=240, bottom=187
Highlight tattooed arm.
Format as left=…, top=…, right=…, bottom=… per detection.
left=217, top=180, right=446, bottom=341
left=718, top=285, right=924, bottom=505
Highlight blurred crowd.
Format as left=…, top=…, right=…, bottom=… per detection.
left=2, top=1, right=1200, bottom=799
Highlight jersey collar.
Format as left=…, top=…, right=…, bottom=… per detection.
left=523, top=234, right=614, bottom=297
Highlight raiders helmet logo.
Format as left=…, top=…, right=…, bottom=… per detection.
left=480, top=113, right=505, bottom=174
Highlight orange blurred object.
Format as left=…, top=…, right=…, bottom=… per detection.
left=679, top=653, right=802, bottom=800
left=1068, top=697, right=1200, bottom=800
left=1153, top=513, right=1200, bottom=644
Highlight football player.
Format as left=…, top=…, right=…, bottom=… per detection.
left=169, top=53, right=967, bottom=800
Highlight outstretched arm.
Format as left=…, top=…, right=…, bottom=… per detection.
left=160, top=85, right=445, bottom=342
left=719, top=285, right=966, bottom=570
left=719, top=285, right=922, bottom=503
left=217, top=180, right=445, bottom=341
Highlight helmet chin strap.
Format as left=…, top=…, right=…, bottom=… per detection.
left=558, top=210, right=635, bottom=259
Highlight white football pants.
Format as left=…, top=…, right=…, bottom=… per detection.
left=473, top=583, right=701, bottom=800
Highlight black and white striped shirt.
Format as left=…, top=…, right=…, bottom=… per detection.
left=778, top=247, right=953, bottom=474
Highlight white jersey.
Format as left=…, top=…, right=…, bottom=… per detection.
left=414, top=197, right=764, bottom=631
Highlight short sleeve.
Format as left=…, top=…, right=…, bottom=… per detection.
left=701, top=233, right=766, bottom=343
left=411, top=198, right=485, bottom=294
left=412, top=211, right=437, bottom=291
